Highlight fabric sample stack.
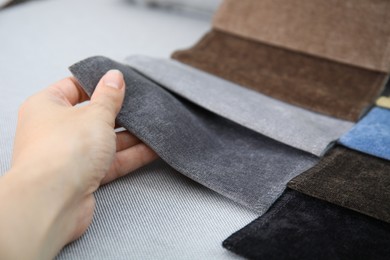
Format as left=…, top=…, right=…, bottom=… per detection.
left=70, top=0, right=390, bottom=258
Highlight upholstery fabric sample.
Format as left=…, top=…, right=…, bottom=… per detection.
left=213, top=0, right=390, bottom=72
left=377, top=81, right=390, bottom=108
left=126, top=55, right=353, bottom=156
left=172, top=30, right=387, bottom=121
left=376, top=97, right=390, bottom=109
left=70, top=56, right=318, bottom=213
left=288, top=146, right=390, bottom=223
left=338, top=107, right=390, bottom=161
left=223, top=189, right=390, bottom=260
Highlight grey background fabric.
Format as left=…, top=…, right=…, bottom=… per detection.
left=0, top=0, right=210, bottom=104
left=125, top=56, right=353, bottom=156
left=57, top=159, right=256, bottom=259
left=70, top=56, right=318, bottom=214
left=0, top=1, right=259, bottom=259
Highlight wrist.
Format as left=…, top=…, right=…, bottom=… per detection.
left=0, top=167, right=75, bottom=259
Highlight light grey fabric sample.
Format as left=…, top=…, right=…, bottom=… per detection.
left=57, top=159, right=256, bottom=259
left=70, top=56, right=318, bottom=213
left=125, top=56, right=354, bottom=156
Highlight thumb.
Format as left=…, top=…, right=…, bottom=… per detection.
left=90, top=70, right=125, bottom=126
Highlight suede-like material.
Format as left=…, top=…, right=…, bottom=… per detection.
left=223, top=189, right=390, bottom=260
left=172, top=30, right=387, bottom=121
left=69, top=56, right=317, bottom=214
left=339, top=107, right=390, bottom=161
left=376, top=97, right=390, bottom=109
left=125, top=55, right=353, bottom=156
left=377, top=79, right=390, bottom=108
left=288, top=146, right=390, bottom=223
left=213, top=0, right=390, bottom=72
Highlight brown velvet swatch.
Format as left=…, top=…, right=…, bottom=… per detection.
left=213, top=0, right=390, bottom=72
left=288, top=146, right=390, bottom=223
left=172, top=30, right=387, bottom=121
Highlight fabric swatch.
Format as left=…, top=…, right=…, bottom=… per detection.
left=223, top=189, right=390, bottom=260
left=338, top=107, right=390, bottom=161
left=69, top=56, right=318, bottom=214
left=173, top=30, right=387, bottom=121
left=288, top=146, right=390, bottom=223
left=213, top=0, right=390, bottom=72
left=376, top=78, right=390, bottom=108
left=376, top=97, right=390, bottom=109
left=125, top=55, right=353, bottom=156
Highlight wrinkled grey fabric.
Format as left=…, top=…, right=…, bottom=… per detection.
left=70, top=56, right=318, bottom=213
left=125, top=56, right=354, bottom=156
left=57, top=159, right=256, bottom=259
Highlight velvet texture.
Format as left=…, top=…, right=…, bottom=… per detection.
left=377, top=79, right=390, bottom=108
left=338, top=107, right=390, bottom=161
left=288, top=146, right=390, bottom=223
left=125, top=55, right=353, bottom=156
left=70, top=56, right=317, bottom=214
left=213, top=0, right=390, bottom=72
left=376, top=97, right=390, bottom=109
left=58, top=159, right=257, bottom=259
left=223, top=189, right=390, bottom=260
left=172, top=30, right=387, bottom=121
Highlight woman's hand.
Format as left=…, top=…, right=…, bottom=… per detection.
left=0, top=70, right=158, bottom=260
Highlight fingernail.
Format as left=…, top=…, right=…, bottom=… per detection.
left=103, top=70, right=124, bottom=89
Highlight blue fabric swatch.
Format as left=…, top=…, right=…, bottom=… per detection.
left=339, top=107, right=390, bottom=160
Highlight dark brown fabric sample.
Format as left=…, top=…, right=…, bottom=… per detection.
left=288, top=146, right=390, bottom=223
left=213, top=0, right=390, bottom=72
left=172, top=30, right=387, bottom=121
left=223, top=189, right=390, bottom=260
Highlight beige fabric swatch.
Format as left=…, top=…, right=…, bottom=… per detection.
left=376, top=97, right=390, bottom=109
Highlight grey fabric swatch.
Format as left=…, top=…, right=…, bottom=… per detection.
left=125, top=56, right=353, bottom=156
left=69, top=56, right=318, bottom=213
left=57, top=159, right=256, bottom=259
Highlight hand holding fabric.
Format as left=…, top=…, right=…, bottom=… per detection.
left=0, top=70, right=158, bottom=260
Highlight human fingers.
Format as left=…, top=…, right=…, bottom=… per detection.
left=89, top=70, right=125, bottom=127
left=116, top=131, right=141, bottom=152
left=101, top=143, right=158, bottom=184
left=46, top=77, right=89, bottom=106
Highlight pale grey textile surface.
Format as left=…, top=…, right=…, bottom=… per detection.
left=70, top=56, right=318, bottom=214
left=0, top=0, right=210, bottom=101
left=0, top=1, right=259, bottom=259
left=125, top=56, right=354, bottom=156
left=57, top=159, right=257, bottom=259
